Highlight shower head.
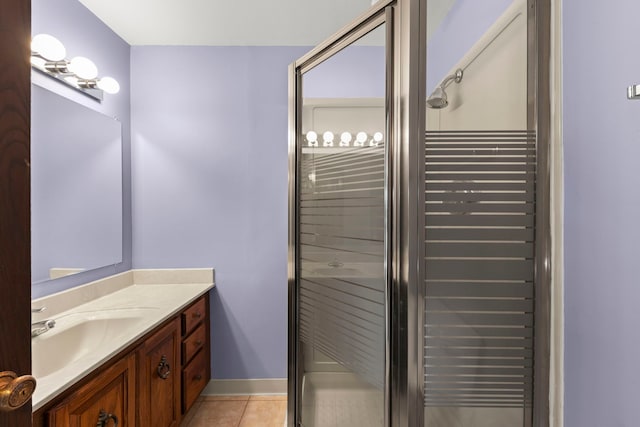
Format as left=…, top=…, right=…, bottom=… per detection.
left=427, top=86, right=448, bottom=109
left=427, top=68, right=464, bottom=109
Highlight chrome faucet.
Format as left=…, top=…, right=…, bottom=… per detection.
left=31, top=307, right=55, bottom=338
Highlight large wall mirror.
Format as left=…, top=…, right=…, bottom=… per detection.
left=31, top=83, right=123, bottom=284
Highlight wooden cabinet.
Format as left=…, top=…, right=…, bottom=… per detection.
left=48, top=354, right=136, bottom=427
left=180, top=295, right=211, bottom=414
left=34, top=292, right=211, bottom=427
left=137, top=318, right=180, bottom=427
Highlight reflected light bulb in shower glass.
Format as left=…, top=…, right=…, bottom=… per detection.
left=371, top=132, right=384, bottom=146
left=306, top=131, right=318, bottom=142
left=340, top=132, right=352, bottom=146
left=32, top=34, right=66, bottom=61
left=97, top=76, right=120, bottom=94
left=355, top=132, right=368, bottom=146
left=69, top=56, right=98, bottom=80
left=323, top=131, right=334, bottom=147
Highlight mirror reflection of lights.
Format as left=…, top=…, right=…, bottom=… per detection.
left=355, top=132, right=368, bottom=146
left=322, top=131, right=335, bottom=147
left=305, top=131, right=382, bottom=148
left=306, top=131, right=318, bottom=147
left=340, top=132, right=352, bottom=147
left=371, top=132, right=384, bottom=146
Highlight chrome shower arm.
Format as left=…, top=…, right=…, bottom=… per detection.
left=438, top=68, right=464, bottom=89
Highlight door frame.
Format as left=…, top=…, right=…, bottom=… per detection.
left=0, top=0, right=33, bottom=425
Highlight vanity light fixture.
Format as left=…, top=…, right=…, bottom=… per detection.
left=31, top=34, right=120, bottom=101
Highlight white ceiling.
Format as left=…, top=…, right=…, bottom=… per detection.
left=78, top=0, right=456, bottom=47
left=78, top=0, right=375, bottom=46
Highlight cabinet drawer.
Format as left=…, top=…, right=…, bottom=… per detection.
left=182, top=349, right=208, bottom=413
left=182, top=323, right=206, bottom=364
left=182, top=297, right=206, bottom=335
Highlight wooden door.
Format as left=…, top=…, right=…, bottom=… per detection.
left=137, top=319, right=180, bottom=427
left=48, top=354, right=136, bottom=427
left=0, top=0, right=33, bottom=425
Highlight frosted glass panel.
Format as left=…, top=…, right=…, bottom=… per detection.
left=298, top=24, right=386, bottom=427
left=424, top=1, right=533, bottom=426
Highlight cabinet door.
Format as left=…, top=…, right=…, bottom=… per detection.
left=49, top=354, right=136, bottom=427
left=137, top=318, right=180, bottom=427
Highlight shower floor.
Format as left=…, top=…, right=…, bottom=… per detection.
left=300, top=372, right=384, bottom=427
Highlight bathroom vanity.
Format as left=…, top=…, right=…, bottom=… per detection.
left=31, top=269, right=214, bottom=427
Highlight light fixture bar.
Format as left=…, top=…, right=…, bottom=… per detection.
left=30, top=34, right=120, bottom=101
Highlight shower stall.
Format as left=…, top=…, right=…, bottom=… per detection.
left=288, top=0, right=551, bottom=426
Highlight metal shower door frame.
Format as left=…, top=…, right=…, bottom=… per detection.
left=288, top=0, right=551, bottom=425
left=287, top=0, right=427, bottom=426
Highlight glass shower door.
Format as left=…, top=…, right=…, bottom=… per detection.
left=293, top=22, right=388, bottom=427
left=423, top=0, right=535, bottom=426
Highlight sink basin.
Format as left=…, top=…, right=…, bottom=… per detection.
left=32, top=308, right=157, bottom=378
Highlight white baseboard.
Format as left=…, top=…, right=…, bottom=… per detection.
left=203, top=378, right=287, bottom=395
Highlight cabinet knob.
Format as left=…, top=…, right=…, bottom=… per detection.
left=194, top=374, right=203, bottom=381
left=0, top=371, right=36, bottom=412
left=157, top=355, right=171, bottom=380
left=97, top=409, right=119, bottom=427
left=195, top=340, right=203, bottom=347
left=193, top=311, right=202, bottom=319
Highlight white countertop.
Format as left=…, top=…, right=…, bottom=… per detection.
left=31, top=269, right=215, bottom=411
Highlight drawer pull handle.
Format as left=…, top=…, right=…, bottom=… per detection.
left=194, top=374, right=203, bottom=381
left=195, top=340, right=203, bottom=346
left=157, top=355, right=171, bottom=380
left=97, top=409, right=118, bottom=427
left=193, top=311, right=202, bottom=319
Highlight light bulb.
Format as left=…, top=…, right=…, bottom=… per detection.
left=340, top=132, right=352, bottom=146
left=355, top=132, right=368, bottom=146
left=97, top=76, right=120, bottom=94
left=323, top=131, right=334, bottom=147
left=30, top=56, right=46, bottom=69
left=32, top=34, right=66, bottom=61
left=69, top=56, right=98, bottom=80
left=306, top=131, right=318, bottom=143
left=371, top=132, right=384, bottom=146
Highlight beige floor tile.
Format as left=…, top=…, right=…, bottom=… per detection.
left=180, top=399, right=202, bottom=426
left=249, top=395, right=287, bottom=402
left=189, top=400, right=248, bottom=427
left=238, top=400, right=287, bottom=427
left=202, top=395, right=251, bottom=401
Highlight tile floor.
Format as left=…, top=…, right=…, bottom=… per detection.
left=181, top=395, right=287, bottom=427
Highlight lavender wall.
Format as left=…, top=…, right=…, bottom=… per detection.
left=563, top=0, right=640, bottom=425
left=131, top=45, right=390, bottom=380
left=131, top=46, right=306, bottom=379
left=31, top=0, right=132, bottom=298
left=304, top=45, right=386, bottom=98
